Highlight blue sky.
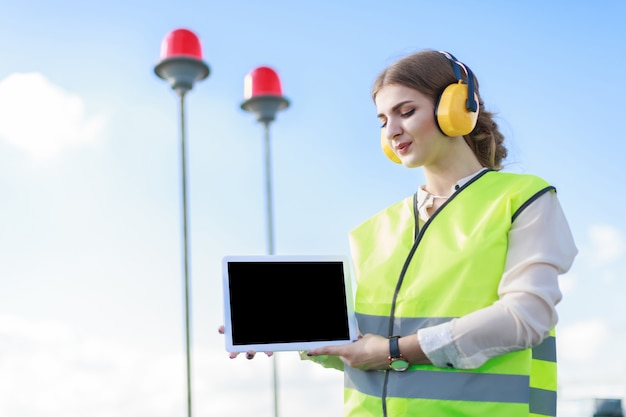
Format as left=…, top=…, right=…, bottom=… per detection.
left=0, top=1, right=625, bottom=416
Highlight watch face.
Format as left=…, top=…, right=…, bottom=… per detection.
left=390, top=359, right=410, bottom=372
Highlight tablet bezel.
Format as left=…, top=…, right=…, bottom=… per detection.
left=222, top=254, right=359, bottom=352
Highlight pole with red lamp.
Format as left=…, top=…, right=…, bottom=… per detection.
left=154, top=28, right=210, bottom=417
left=241, top=66, right=290, bottom=417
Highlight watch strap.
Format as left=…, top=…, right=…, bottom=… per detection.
left=388, top=335, right=410, bottom=371
left=389, top=335, right=402, bottom=359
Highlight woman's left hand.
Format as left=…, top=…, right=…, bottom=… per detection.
left=307, top=333, right=389, bottom=371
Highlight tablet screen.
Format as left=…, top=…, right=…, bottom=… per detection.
left=222, top=255, right=358, bottom=352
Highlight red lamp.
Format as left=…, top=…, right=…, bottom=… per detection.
left=155, top=28, right=209, bottom=95
left=241, top=66, right=289, bottom=124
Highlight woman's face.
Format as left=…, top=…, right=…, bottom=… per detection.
left=375, top=84, right=448, bottom=169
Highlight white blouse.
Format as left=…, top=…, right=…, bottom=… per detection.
left=416, top=170, right=578, bottom=369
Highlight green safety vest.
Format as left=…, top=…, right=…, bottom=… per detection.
left=345, top=170, right=558, bottom=417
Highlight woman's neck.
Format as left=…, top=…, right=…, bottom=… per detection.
left=423, top=141, right=483, bottom=196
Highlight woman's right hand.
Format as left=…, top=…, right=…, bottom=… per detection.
left=218, top=325, right=274, bottom=360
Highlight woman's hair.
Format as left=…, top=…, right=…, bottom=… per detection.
left=371, top=49, right=507, bottom=170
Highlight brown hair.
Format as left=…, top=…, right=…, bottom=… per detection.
left=372, top=49, right=507, bottom=170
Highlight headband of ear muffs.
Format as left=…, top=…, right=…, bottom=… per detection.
left=435, top=51, right=479, bottom=137
left=380, top=51, right=480, bottom=164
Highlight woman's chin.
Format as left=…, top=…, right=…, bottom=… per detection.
left=400, top=159, right=422, bottom=169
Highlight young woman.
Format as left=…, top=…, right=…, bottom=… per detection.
left=225, top=49, right=578, bottom=417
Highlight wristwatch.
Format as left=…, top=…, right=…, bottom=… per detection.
left=388, top=336, right=410, bottom=372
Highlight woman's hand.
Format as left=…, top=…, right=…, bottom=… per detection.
left=217, top=325, right=274, bottom=359
left=307, top=333, right=389, bottom=371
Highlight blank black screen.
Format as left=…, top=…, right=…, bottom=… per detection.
left=227, top=261, right=350, bottom=346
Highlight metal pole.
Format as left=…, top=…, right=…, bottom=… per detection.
left=262, top=120, right=279, bottom=417
left=263, top=121, right=275, bottom=256
left=179, top=91, right=193, bottom=417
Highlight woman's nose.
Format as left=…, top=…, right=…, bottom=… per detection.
left=385, top=119, right=402, bottom=140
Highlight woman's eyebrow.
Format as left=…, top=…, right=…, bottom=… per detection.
left=376, top=100, right=413, bottom=119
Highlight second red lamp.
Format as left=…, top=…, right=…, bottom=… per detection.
left=241, top=66, right=289, bottom=124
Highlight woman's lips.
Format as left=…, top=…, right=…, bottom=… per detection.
left=396, top=141, right=411, bottom=155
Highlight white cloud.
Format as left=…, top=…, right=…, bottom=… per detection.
left=0, top=315, right=343, bottom=417
left=558, top=319, right=609, bottom=361
left=589, top=224, right=625, bottom=266
left=0, top=72, right=106, bottom=159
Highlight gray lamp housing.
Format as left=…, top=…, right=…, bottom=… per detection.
left=155, top=56, right=210, bottom=95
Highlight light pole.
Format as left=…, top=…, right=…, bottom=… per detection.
left=241, top=66, right=290, bottom=417
left=154, top=27, right=210, bottom=417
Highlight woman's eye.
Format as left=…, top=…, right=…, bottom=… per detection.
left=380, top=121, right=387, bottom=128
left=401, top=109, right=415, bottom=118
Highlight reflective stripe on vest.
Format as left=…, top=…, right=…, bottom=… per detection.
left=345, top=366, right=530, bottom=403
left=347, top=170, right=557, bottom=417
left=530, top=330, right=558, bottom=416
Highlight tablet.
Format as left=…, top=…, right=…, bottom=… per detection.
left=222, top=254, right=359, bottom=352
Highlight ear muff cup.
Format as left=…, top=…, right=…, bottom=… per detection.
left=435, top=81, right=480, bottom=137
left=435, top=51, right=480, bottom=137
left=380, top=128, right=402, bottom=164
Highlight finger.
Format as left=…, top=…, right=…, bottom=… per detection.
left=265, top=351, right=274, bottom=357
left=229, top=352, right=240, bottom=359
left=246, top=350, right=256, bottom=360
left=309, top=346, right=338, bottom=356
left=218, top=325, right=225, bottom=334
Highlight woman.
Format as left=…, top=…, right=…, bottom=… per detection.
left=227, top=49, right=578, bottom=417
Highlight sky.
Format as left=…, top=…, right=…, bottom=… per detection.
left=0, top=1, right=625, bottom=416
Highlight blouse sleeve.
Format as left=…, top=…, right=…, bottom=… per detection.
left=418, top=191, right=578, bottom=369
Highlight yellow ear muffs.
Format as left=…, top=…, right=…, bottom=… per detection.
left=380, top=128, right=402, bottom=164
left=436, top=81, right=480, bottom=136
left=435, top=51, right=480, bottom=137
